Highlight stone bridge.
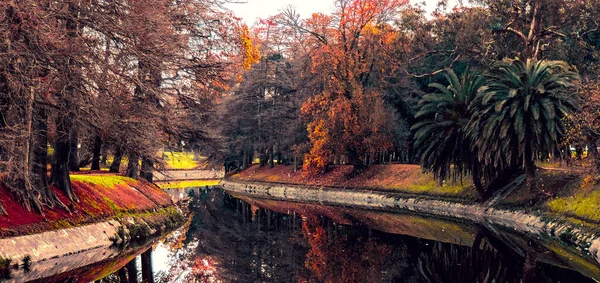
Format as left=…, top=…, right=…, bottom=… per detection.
left=153, top=169, right=224, bottom=181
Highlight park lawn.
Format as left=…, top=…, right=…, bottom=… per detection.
left=156, top=179, right=220, bottom=189
left=230, top=164, right=476, bottom=201
left=80, top=168, right=110, bottom=172
left=161, top=151, right=204, bottom=170
left=75, top=151, right=209, bottom=171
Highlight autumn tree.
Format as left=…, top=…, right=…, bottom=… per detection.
left=281, top=0, right=408, bottom=175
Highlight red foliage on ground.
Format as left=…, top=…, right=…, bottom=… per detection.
left=0, top=174, right=174, bottom=237
left=230, top=164, right=424, bottom=189
left=129, top=179, right=173, bottom=207
left=74, top=181, right=157, bottom=211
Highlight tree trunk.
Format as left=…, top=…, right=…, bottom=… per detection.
left=241, top=149, right=248, bottom=170
left=69, top=126, right=79, bottom=172
left=91, top=135, right=102, bottom=171
left=126, top=257, right=138, bottom=283
left=141, top=249, right=154, bottom=283
left=294, top=156, right=298, bottom=172
left=269, top=145, right=274, bottom=168
left=117, top=267, right=128, bottom=283
left=110, top=146, right=123, bottom=173
left=347, top=147, right=364, bottom=172
left=51, top=0, right=79, bottom=203
left=471, top=165, right=485, bottom=200
left=259, top=155, right=264, bottom=167
left=524, top=153, right=537, bottom=195
left=126, top=152, right=140, bottom=179
left=140, top=157, right=154, bottom=182
left=6, top=87, right=44, bottom=213
left=51, top=102, right=78, bottom=203
left=31, top=104, right=67, bottom=210
left=100, top=144, right=108, bottom=166
left=589, top=143, right=600, bottom=173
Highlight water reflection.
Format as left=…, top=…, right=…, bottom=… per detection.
left=100, top=188, right=599, bottom=283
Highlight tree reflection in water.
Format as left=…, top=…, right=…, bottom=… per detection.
left=103, top=189, right=597, bottom=283
left=300, top=215, right=392, bottom=282
left=180, top=189, right=307, bottom=282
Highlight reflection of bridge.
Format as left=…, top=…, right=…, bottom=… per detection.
left=153, top=169, right=224, bottom=181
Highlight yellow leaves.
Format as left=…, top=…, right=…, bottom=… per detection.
left=238, top=24, right=260, bottom=70
left=363, top=22, right=381, bottom=36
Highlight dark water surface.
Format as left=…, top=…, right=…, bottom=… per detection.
left=25, top=187, right=600, bottom=282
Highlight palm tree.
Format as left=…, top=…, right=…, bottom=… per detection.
left=412, top=69, right=487, bottom=197
left=468, top=59, right=579, bottom=194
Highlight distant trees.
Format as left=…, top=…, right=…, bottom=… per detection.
left=220, top=16, right=302, bottom=172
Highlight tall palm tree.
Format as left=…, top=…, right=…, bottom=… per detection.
left=412, top=69, right=486, bottom=196
left=468, top=59, right=579, bottom=194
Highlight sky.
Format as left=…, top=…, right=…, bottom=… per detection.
left=225, top=0, right=463, bottom=25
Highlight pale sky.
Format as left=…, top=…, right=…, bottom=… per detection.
left=225, top=0, right=463, bottom=25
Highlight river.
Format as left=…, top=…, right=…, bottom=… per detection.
left=21, top=186, right=600, bottom=282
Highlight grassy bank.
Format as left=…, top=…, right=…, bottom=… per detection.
left=0, top=173, right=176, bottom=237
left=229, top=164, right=600, bottom=225
left=230, top=164, right=477, bottom=201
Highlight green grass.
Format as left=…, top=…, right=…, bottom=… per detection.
left=404, top=179, right=472, bottom=196
left=162, top=151, right=202, bottom=170
left=70, top=174, right=130, bottom=187
left=156, top=179, right=220, bottom=189
left=548, top=190, right=600, bottom=222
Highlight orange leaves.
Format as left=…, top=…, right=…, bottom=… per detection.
left=239, top=24, right=261, bottom=70
left=306, top=13, right=334, bottom=35
left=289, top=0, right=407, bottom=176
left=303, top=120, right=333, bottom=176
left=302, top=86, right=394, bottom=175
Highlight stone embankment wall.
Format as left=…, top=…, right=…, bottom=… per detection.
left=221, top=180, right=600, bottom=266
left=0, top=211, right=182, bottom=282
left=0, top=220, right=120, bottom=263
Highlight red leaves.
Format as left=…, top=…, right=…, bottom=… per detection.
left=0, top=175, right=173, bottom=236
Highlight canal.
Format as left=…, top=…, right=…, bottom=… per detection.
left=23, top=187, right=600, bottom=282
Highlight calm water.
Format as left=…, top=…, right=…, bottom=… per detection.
left=28, top=187, right=600, bottom=282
